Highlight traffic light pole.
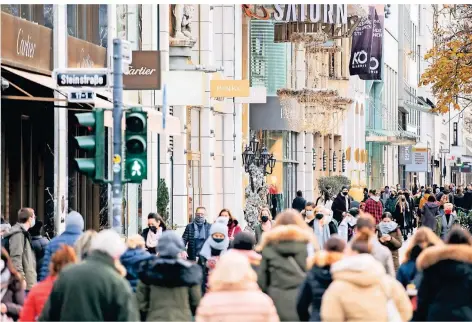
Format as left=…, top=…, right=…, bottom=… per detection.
left=112, top=39, right=123, bottom=234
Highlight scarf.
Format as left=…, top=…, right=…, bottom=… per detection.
left=199, top=236, right=229, bottom=260
left=146, top=227, right=162, bottom=248
left=313, top=219, right=331, bottom=249
left=378, top=221, right=398, bottom=235
left=194, top=222, right=207, bottom=240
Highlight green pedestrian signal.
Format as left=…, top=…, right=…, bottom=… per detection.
left=125, top=109, right=147, bottom=183
left=73, top=109, right=105, bottom=182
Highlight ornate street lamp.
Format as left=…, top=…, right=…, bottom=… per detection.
left=242, top=135, right=277, bottom=191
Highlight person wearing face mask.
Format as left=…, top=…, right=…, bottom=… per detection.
left=182, top=207, right=212, bottom=262
left=363, top=190, right=384, bottom=225
left=3, top=208, right=37, bottom=291
left=312, top=207, right=331, bottom=249
left=377, top=213, right=403, bottom=272
left=254, top=208, right=274, bottom=245
left=331, top=186, right=351, bottom=223
left=394, top=194, right=410, bottom=240
left=142, top=213, right=167, bottom=254
left=198, top=217, right=230, bottom=294
left=440, top=203, right=459, bottom=239
left=338, top=207, right=359, bottom=243
left=302, top=202, right=316, bottom=228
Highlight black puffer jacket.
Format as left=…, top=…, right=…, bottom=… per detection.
left=182, top=222, right=211, bottom=261
left=296, top=251, right=343, bottom=321
left=414, top=244, right=472, bottom=321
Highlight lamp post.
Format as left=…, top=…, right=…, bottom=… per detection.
left=242, top=136, right=276, bottom=192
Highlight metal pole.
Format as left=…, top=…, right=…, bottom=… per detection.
left=112, top=38, right=123, bottom=233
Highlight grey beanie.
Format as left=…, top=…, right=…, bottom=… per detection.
left=210, top=217, right=229, bottom=238
left=157, top=231, right=185, bottom=258
left=66, top=211, right=84, bottom=231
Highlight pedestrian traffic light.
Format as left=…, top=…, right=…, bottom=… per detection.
left=72, top=109, right=105, bottom=182
left=124, top=109, right=147, bottom=183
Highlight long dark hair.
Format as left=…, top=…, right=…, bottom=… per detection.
left=1, top=247, right=22, bottom=283
left=148, top=213, right=167, bottom=231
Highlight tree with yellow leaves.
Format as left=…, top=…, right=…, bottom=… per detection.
left=420, top=5, right=472, bottom=113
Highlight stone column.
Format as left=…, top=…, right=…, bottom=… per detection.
left=296, top=133, right=306, bottom=195
left=53, top=4, right=68, bottom=234
left=305, top=133, right=314, bottom=201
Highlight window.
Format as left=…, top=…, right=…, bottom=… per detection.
left=1, top=4, right=54, bottom=29
left=67, top=4, right=107, bottom=47
left=453, top=122, right=458, bottom=146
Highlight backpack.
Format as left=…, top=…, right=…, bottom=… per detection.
left=434, top=215, right=443, bottom=237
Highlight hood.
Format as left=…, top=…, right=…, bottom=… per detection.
left=255, top=224, right=318, bottom=252
left=3, top=223, right=26, bottom=238
left=120, top=248, right=152, bottom=266
left=138, top=257, right=203, bottom=287
left=331, top=254, right=386, bottom=287
left=417, top=244, right=472, bottom=271
left=424, top=202, right=439, bottom=210
left=307, top=250, right=343, bottom=270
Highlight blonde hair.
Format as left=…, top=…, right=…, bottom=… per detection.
left=258, top=207, right=272, bottom=222
left=74, top=230, right=97, bottom=261
left=444, top=203, right=454, bottom=211
left=402, top=227, right=444, bottom=264
left=126, top=234, right=145, bottom=249
left=208, top=252, right=257, bottom=292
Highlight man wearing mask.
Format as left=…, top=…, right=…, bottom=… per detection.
left=3, top=208, right=37, bottom=290
left=363, top=190, right=384, bottom=225
left=385, top=190, right=398, bottom=214
left=182, top=207, right=211, bottom=261
left=331, top=186, right=351, bottom=223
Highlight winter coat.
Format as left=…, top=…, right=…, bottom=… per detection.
left=142, top=225, right=166, bottom=254
left=120, top=247, right=153, bottom=292
left=196, top=281, right=279, bottom=322
left=454, top=194, right=465, bottom=209
left=377, top=226, right=403, bottom=272
left=1, top=276, right=24, bottom=321
left=30, top=236, right=49, bottom=278
left=19, top=276, right=56, bottom=322
left=396, top=246, right=423, bottom=288
left=439, top=213, right=459, bottom=239
left=38, top=226, right=82, bottom=281
left=4, top=224, right=37, bottom=290
left=419, top=194, right=430, bottom=210
left=254, top=221, right=274, bottom=245
left=136, top=257, right=202, bottom=321
left=182, top=221, right=212, bottom=261
left=227, top=220, right=242, bottom=238
left=393, top=204, right=408, bottom=229
left=292, top=196, right=307, bottom=212
left=331, top=194, right=351, bottom=223
left=321, top=254, right=413, bottom=322
left=39, top=251, right=139, bottom=321
left=421, top=202, right=440, bottom=231
left=296, top=251, right=343, bottom=321
left=413, top=244, right=472, bottom=321
left=257, top=224, right=317, bottom=321
left=463, top=191, right=472, bottom=210
left=384, top=196, right=398, bottom=214
left=370, top=238, right=396, bottom=277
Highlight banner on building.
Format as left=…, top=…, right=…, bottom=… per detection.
left=400, top=146, right=430, bottom=172
left=359, top=6, right=384, bottom=80
left=349, top=6, right=374, bottom=76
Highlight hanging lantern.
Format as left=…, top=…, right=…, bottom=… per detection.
left=342, top=151, right=346, bottom=172
left=333, top=151, right=337, bottom=172
left=312, top=148, right=317, bottom=170
left=322, top=150, right=327, bottom=171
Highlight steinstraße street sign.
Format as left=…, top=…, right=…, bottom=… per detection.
left=68, top=89, right=95, bottom=103
left=53, top=68, right=109, bottom=88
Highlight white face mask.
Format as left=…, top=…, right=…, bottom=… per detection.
left=305, top=210, right=314, bottom=218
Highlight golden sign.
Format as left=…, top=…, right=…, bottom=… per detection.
left=210, top=80, right=250, bottom=98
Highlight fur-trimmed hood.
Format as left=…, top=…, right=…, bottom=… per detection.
left=138, top=257, right=203, bottom=287
left=255, top=224, right=319, bottom=252
left=307, top=250, right=343, bottom=270
left=330, top=254, right=386, bottom=287
left=417, top=244, right=472, bottom=271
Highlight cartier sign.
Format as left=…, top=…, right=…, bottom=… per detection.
left=123, top=51, right=161, bottom=90
left=1, top=12, right=52, bottom=74
left=68, top=36, right=107, bottom=68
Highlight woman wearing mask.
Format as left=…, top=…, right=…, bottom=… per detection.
left=218, top=209, right=241, bottom=240
left=19, top=245, right=77, bottom=321
left=440, top=203, right=458, bottom=239
left=338, top=208, right=359, bottom=243
left=142, top=213, right=167, bottom=254
left=394, top=195, right=409, bottom=240
left=315, top=187, right=333, bottom=209
left=377, top=213, right=403, bottom=272
left=257, top=209, right=318, bottom=321
left=254, top=208, right=274, bottom=244
left=198, top=217, right=230, bottom=294
left=120, top=235, right=153, bottom=292
left=1, top=248, right=24, bottom=322
left=296, top=236, right=346, bottom=321
left=312, top=206, right=332, bottom=249
left=196, top=252, right=279, bottom=322
left=404, top=190, right=416, bottom=235
left=321, top=230, right=412, bottom=322
left=136, top=231, right=202, bottom=321
left=414, top=227, right=472, bottom=321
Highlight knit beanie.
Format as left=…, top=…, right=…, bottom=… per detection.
left=348, top=207, right=360, bottom=217
left=66, top=211, right=85, bottom=231
left=210, top=217, right=229, bottom=238
left=157, top=231, right=185, bottom=258
left=232, top=232, right=256, bottom=251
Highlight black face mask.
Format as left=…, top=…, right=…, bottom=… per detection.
left=213, top=238, right=225, bottom=243
left=149, top=226, right=157, bottom=233
left=342, top=192, right=348, bottom=196
left=315, top=213, right=324, bottom=220
left=261, top=215, right=269, bottom=223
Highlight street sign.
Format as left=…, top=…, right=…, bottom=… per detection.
left=439, top=148, right=450, bottom=154
left=122, top=40, right=132, bottom=65
left=68, top=90, right=95, bottom=103
left=54, top=68, right=109, bottom=88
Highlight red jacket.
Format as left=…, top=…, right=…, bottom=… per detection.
left=19, top=276, right=56, bottom=322
left=228, top=222, right=242, bottom=238
left=363, top=198, right=384, bottom=225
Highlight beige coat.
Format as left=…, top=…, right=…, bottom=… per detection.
left=195, top=282, right=279, bottom=322
left=321, top=254, right=412, bottom=322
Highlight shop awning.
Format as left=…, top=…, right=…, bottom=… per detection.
left=365, top=129, right=418, bottom=145
left=94, top=92, right=181, bottom=136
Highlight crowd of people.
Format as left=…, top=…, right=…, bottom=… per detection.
left=0, top=183, right=471, bottom=321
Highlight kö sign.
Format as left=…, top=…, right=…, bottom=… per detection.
left=243, top=4, right=348, bottom=25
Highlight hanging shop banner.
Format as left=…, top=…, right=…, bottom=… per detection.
left=348, top=6, right=374, bottom=76
left=359, top=6, right=384, bottom=80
